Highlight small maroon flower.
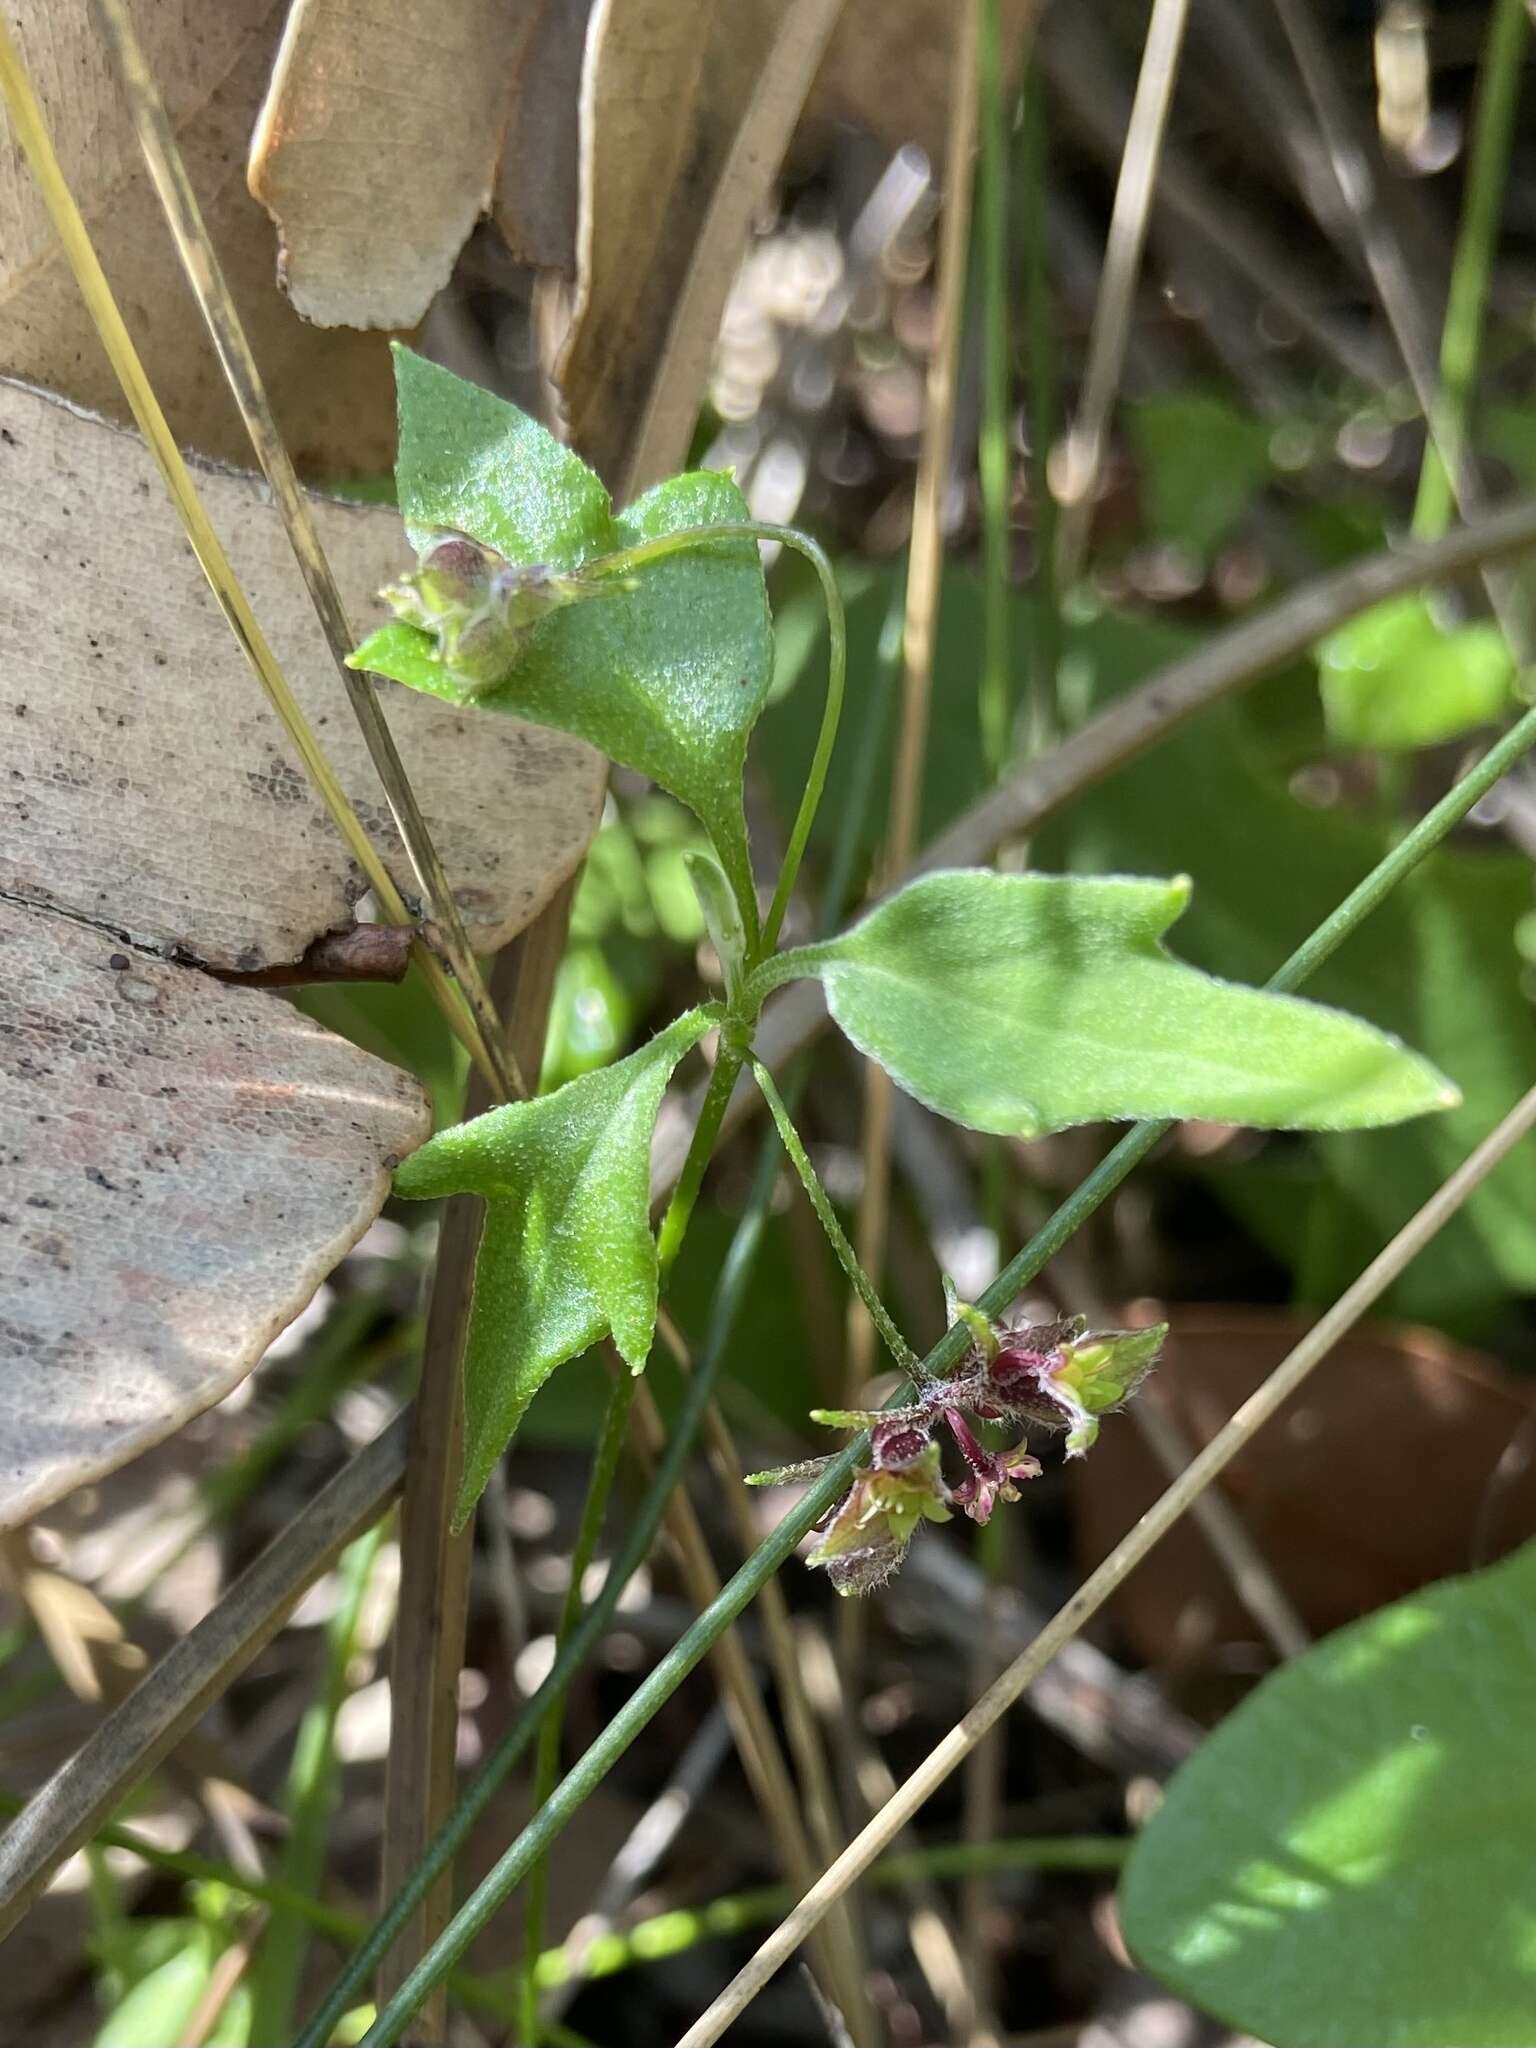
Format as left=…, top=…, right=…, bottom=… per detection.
left=942, top=1406, right=1042, bottom=1525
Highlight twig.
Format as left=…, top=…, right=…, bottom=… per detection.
left=1053, top=0, right=1193, bottom=587
left=622, top=0, right=847, bottom=499
left=669, top=1081, right=1536, bottom=2046
left=381, top=899, right=571, bottom=2040
left=89, top=0, right=525, bottom=1101
left=852, top=0, right=981, bottom=1386
left=1128, top=1399, right=1310, bottom=1661
left=0, top=1414, right=409, bottom=1933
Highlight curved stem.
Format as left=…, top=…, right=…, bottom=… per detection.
left=592, top=522, right=846, bottom=960
left=751, top=1060, right=921, bottom=1379
left=657, top=1046, right=743, bottom=1275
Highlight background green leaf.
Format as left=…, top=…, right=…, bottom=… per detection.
left=354, top=351, right=773, bottom=930
left=1034, top=624, right=1536, bottom=1331
left=1128, top=390, right=1275, bottom=560
left=773, top=869, right=1456, bottom=1138
left=393, top=1009, right=715, bottom=1522
left=1316, top=591, right=1516, bottom=750
left=1121, top=1538, right=1536, bottom=2048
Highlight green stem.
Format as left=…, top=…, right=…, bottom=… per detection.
left=291, top=1128, right=786, bottom=2048
left=1411, top=0, right=1528, bottom=540
left=592, top=522, right=846, bottom=961
left=346, top=687, right=1536, bottom=2048
left=38, top=1790, right=1119, bottom=2013
left=249, top=1518, right=388, bottom=2043
left=530, top=1834, right=1126, bottom=1990
left=750, top=1058, right=921, bottom=1379
left=1019, top=60, right=1061, bottom=750
left=518, top=1371, right=636, bottom=2044
left=977, top=0, right=1013, bottom=780
left=657, top=1045, right=743, bottom=1275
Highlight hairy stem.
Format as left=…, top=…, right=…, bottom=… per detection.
left=751, top=1060, right=921, bottom=1378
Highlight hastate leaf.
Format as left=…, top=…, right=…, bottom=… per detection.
left=1121, top=1537, right=1536, bottom=2047
left=393, top=1008, right=715, bottom=1523
left=352, top=350, right=773, bottom=933
left=392, top=343, right=612, bottom=566
left=757, top=870, right=1457, bottom=1139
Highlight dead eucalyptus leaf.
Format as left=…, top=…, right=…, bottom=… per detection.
left=0, top=377, right=607, bottom=972
left=248, top=0, right=537, bottom=329
left=557, top=0, right=730, bottom=480
left=493, top=0, right=595, bottom=273
left=1073, top=1307, right=1536, bottom=1676
left=808, top=0, right=1038, bottom=167
left=0, top=896, right=430, bottom=1532
left=0, top=0, right=396, bottom=473
left=621, top=0, right=846, bottom=497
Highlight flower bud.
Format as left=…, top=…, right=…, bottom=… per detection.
left=381, top=531, right=625, bottom=693
left=809, top=1439, right=951, bottom=1597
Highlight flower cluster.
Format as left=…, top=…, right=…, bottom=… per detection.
left=751, top=1296, right=1166, bottom=1597
left=382, top=529, right=627, bottom=691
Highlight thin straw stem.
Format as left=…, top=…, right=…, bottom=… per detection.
left=89, top=0, right=524, bottom=1100
left=343, top=675, right=1536, bottom=2048
left=671, top=1080, right=1536, bottom=2046
left=853, top=0, right=980, bottom=1386
left=1053, top=0, right=1192, bottom=588
left=977, top=0, right=1014, bottom=779
left=0, top=18, right=503, bottom=1098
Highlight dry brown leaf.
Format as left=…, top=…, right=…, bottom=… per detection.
left=556, top=0, right=732, bottom=480
left=0, top=377, right=607, bottom=971
left=248, top=0, right=537, bottom=329
left=0, top=0, right=397, bottom=473
left=1073, top=1306, right=1536, bottom=1675
left=807, top=0, right=1037, bottom=168
left=493, top=0, right=595, bottom=273
left=621, top=0, right=846, bottom=497
left=0, top=895, right=430, bottom=1531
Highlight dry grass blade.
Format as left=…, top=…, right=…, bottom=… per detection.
left=622, top=1356, right=876, bottom=2044
left=622, top=0, right=846, bottom=498
left=0, top=1413, right=409, bottom=1932
left=850, top=0, right=980, bottom=1387
left=1052, top=0, right=1192, bottom=587
left=671, top=1082, right=1536, bottom=2046
left=0, top=2, right=397, bottom=472
left=92, top=0, right=528, bottom=1101
left=0, top=17, right=512, bottom=1095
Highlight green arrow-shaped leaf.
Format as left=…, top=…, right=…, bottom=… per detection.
left=753, top=870, right=1458, bottom=1139
left=394, top=1008, right=715, bottom=1523
left=350, top=348, right=772, bottom=932
left=1121, top=1537, right=1536, bottom=2047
